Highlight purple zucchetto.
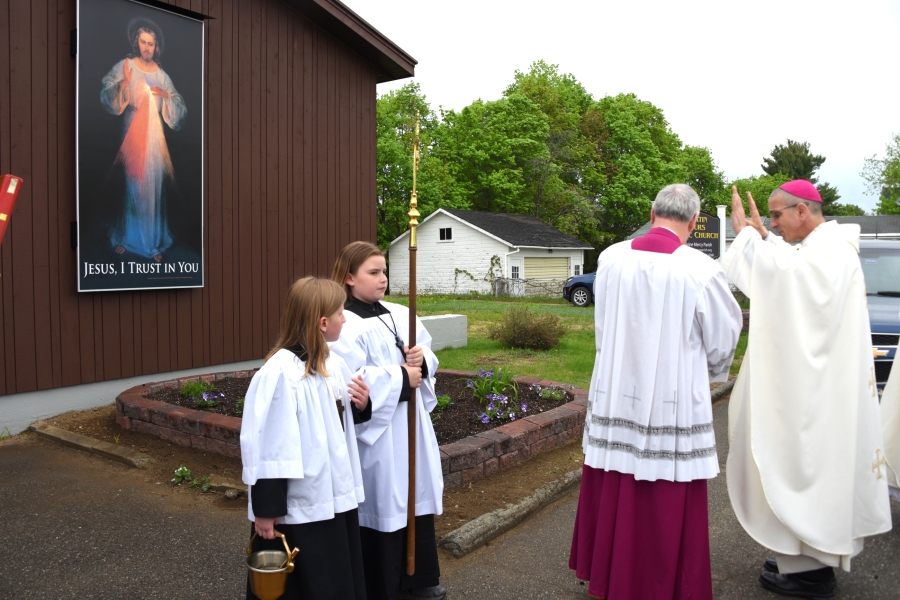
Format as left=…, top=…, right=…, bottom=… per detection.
left=778, top=179, right=822, bottom=203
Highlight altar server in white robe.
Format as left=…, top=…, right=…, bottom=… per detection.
left=241, top=277, right=371, bottom=600
left=331, top=241, right=445, bottom=600
left=882, top=354, right=900, bottom=503
left=723, top=180, right=891, bottom=599
left=569, top=184, right=743, bottom=600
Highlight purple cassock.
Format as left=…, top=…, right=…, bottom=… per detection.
left=569, top=226, right=713, bottom=600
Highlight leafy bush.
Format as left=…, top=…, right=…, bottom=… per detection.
left=489, top=306, right=566, bottom=350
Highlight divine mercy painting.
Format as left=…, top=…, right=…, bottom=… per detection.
left=77, top=0, right=203, bottom=291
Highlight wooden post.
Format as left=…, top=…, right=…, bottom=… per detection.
left=406, top=112, right=421, bottom=576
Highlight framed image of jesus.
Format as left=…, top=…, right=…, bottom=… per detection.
left=76, top=0, right=204, bottom=291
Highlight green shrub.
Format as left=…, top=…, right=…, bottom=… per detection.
left=488, top=306, right=566, bottom=350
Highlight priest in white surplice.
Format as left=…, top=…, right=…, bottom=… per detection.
left=569, top=184, right=743, bottom=600
left=722, top=179, right=891, bottom=599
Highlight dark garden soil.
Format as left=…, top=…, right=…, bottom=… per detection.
left=40, top=372, right=582, bottom=539
left=143, top=372, right=572, bottom=446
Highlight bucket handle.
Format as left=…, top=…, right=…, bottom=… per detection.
left=247, top=530, right=300, bottom=573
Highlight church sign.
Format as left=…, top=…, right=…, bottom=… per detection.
left=687, top=212, right=720, bottom=259
left=76, top=0, right=204, bottom=291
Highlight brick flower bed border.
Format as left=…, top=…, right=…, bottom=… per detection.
left=115, top=369, right=589, bottom=489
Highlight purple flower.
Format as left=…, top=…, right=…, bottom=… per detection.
left=498, top=395, right=508, bottom=404
left=479, top=413, right=490, bottom=424
left=521, top=403, right=528, bottom=412
left=479, top=368, right=494, bottom=378
left=509, top=413, right=516, bottom=421
left=466, top=380, right=474, bottom=388
left=487, top=402, right=495, bottom=411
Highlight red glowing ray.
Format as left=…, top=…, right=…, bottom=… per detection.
left=115, top=87, right=174, bottom=191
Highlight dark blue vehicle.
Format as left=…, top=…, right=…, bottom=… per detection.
left=563, top=240, right=897, bottom=393
left=861, top=240, right=899, bottom=394
left=563, top=272, right=596, bottom=307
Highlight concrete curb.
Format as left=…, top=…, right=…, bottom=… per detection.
left=711, top=377, right=737, bottom=403
left=29, top=421, right=154, bottom=469
left=437, top=468, right=582, bottom=558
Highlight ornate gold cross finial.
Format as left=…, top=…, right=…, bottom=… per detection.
left=408, top=111, right=421, bottom=249
left=872, top=449, right=887, bottom=479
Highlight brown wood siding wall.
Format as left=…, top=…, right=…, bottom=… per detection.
left=0, top=0, right=378, bottom=395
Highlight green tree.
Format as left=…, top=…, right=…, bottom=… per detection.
left=711, top=174, right=792, bottom=216
left=676, top=145, right=727, bottom=214
left=502, top=62, right=603, bottom=230
left=862, top=132, right=900, bottom=215
left=375, top=83, right=468, bottom=247
left=814, top=182, right=864, bottom=216
left=581, top=93, right=685, bottom=246
left=761, top=139, right=825, bottom=182
left=760, top=139, right=859, bottom=215
left=435, top=95, right=549, bottom=214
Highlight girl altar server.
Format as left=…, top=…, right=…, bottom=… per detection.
left=241, top=277, right=372, bottom=600
left=330, top=242, right=445, bottom=600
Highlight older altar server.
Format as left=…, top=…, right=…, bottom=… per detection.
left=569, top=184, right=743, bottom=600
left=331, top=242, right=445, bottom=600
left=882, top=357, right=900, bottom=503
left=723, top=180, right=891, bottom=599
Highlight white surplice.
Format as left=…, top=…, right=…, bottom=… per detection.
left=723, top=222, right=892, bottom=570
left=241, top=350, right=365, bottom=524
left=330, top=302, right=444, bottom=532
left=880, top=345, right=900, bottom=502
left=583, top=241, right=743, bottom=482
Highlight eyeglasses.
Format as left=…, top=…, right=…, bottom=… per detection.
left=769, top=202, right=806, bottom=220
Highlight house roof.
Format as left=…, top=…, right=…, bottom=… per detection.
left=629, top=215, right=900, bottom=240
left=283, top=0, right=416, bottom=83
left=389, top=208, right=594, bottom=249
left=824, top=215, right=900, bottom=235
left=442, top=209, right=593, bottom=249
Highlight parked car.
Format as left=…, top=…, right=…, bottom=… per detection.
left=562, top=240, right=897, bottom=394
left=860, top=239, right=899, bottom=395
left=563, top=272, right=595, bottom=307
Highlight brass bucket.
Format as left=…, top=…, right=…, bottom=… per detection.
left=246, top=530, right=300, bottom=600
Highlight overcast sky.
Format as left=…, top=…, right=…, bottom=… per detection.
left=345, top=0, right=900, bottom=212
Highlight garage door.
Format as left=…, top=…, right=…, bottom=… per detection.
left=524, top=257, right=569, bottom=279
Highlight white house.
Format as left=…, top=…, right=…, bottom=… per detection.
left=388, top=209, right=593, bottom=296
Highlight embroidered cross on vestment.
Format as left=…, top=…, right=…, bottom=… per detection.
left=663, top=391, right=677, bottom=414
left=872, top=449, right=886, bottom=480
left=623, top=386, right=641, bottom=410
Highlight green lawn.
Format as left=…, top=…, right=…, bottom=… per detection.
left=387, top=294, right=748, bottom=390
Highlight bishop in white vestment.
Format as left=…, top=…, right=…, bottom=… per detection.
left=722, top=180, right=891, bottom=598
left=570, top=184, right=743, bottom=600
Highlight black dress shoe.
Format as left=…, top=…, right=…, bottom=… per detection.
left=759, top=571, right=836, bottom=599
left=764, top=558, right=780, bottom=573
left=398, top=585, right=447, bottom=600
